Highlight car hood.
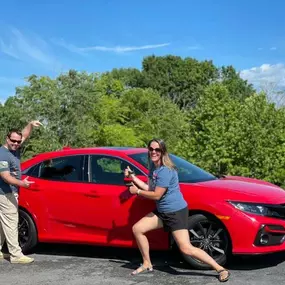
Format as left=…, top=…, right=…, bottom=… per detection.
left=185, top=177, right=285, bottom=204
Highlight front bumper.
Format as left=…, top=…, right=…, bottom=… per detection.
left=254, top=224, right=285, bottom=247
left=223, top=209, right=285, bottom=255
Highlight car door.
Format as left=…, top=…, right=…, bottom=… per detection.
left=28, top=154, right=114, bottom=244
left=86, top=154, right=163, bottom=248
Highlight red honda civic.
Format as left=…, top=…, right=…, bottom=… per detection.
left=18, top=147, right=285, bottom=269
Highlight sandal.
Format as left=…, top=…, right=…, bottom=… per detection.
left=217, top=269, right=231, bottom=282
left=131, top=264, right=153, bottom=275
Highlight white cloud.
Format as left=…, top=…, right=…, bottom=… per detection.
left=240, top=63, right=285, bottom=105
left=257, top=47, right=277, bottom=51
left=0, top=28, right=61, bottom=70
left=53, top=39, right=170, bottom=54
left=82, top=43, right=170, bottom=53
left=240, top=63, right=285, bottom=88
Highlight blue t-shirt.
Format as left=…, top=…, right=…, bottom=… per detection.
left=149, top=165, right=187, bottom=213
left=0, top=146, right=21, bottom=194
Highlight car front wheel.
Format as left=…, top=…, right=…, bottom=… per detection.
left=181, top=214, right=231, bottom=270
left=18, top=209, right=38, bottom=253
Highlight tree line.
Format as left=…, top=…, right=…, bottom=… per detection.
left=1, top=55, right=284, bottom=188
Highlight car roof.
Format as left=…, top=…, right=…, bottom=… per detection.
left=21, top=146, right=148, bottom=169
left=95, top=146, right=147, bottom=154
left=27, top=146, right=147, bottom=161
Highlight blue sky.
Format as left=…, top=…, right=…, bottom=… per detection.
left=1, top=0, right=285, bottom=103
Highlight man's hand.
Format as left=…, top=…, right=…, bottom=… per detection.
left=30, top=120, right=43, bottom=128
left=21, top=176, right=35, bottom=188
left=22, top=120, right=43, bottom=143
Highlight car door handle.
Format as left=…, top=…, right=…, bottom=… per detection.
left=84, top=191, right=100, bottom=198
left=27, top=185, right=40, bottom=192
left=84, top=194, right=100, bottom=198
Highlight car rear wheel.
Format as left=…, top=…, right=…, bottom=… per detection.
left=18, top=209, right=38, bottom=253
left=181, top=214, right=231, bottom=270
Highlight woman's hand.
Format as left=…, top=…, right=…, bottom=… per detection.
left=124, top=166, right=134, bottom=178
left=129, top=184, right=139, bottom=195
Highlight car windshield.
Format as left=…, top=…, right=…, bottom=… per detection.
left=129, top=152, right=217, bottom=183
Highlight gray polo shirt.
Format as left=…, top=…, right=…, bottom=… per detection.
left=0, top=146, right=21, bottom=194
left=149, top=165, right=187, bottom=213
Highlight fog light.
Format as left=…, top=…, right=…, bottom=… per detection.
left=260, top=234, right=269, bottom=245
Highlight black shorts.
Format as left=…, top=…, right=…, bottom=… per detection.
left=153, top=206, right=188, bottom=232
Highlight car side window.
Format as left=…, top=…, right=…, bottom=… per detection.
left=38, top=155, right=84, bottom=182
left=90, top=155, right=144, bottom=185
left=22, top=164, right=41, bottom=177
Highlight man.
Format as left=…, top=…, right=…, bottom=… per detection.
left=0, top=120, right=42, bottom=264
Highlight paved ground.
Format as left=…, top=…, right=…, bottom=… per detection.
left=1, top=244, right=285, bottom=285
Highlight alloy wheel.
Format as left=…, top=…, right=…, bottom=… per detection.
left=189, top=220, right=228, bottom=262
left=18, top=214, right=30, bottom=248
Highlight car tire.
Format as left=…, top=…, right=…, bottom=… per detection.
left=181, top=214, right=231, bottom=270
left=18, top=209, right=38, bottom=254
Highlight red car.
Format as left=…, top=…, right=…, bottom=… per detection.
left=18, top=147, right=285, bottom=269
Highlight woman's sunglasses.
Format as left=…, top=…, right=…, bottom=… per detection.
left=148, top=147, right=162, bottom=153
left=9, top=137, right=22, bottom=144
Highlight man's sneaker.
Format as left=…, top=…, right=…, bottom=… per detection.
left=10, top=255, right=34, bottom=264
left=0, top=252, right=10, bottom=259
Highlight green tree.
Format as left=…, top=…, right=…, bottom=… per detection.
left=141, top=55, right=219, bottom=109
left=219, top=66, right=255, bottom=101
left=90, top=88, right=188, bottom=150
left=106, top=68, right=145, bottom=89
left=1, top=55, right=284, bottom=189
left=176, top=83, right=239, bottom=174
left=176, top=84, right=285, bottom=188
left=229, top=94, right=285, bottom=186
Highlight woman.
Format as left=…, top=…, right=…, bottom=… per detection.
left=125, top=138, right=230, bottom=282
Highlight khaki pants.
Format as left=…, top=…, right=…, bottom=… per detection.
left=0, top=193, right=23, bottom=258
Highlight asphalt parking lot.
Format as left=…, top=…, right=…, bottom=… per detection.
left=1, top=244, right=285, bottom=285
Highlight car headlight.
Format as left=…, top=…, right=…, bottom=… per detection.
left=228, top=202, right=272, bottom=216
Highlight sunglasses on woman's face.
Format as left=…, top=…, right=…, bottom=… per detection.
left=148, top=147, right=162, bottom=153
left=9, top=137, right=22, bottom=144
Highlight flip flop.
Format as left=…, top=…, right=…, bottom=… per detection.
left=131, top=264, right=153, bottom=275
left=217, top=269, right=231, bottom=282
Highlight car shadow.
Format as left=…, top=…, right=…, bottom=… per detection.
left=35, top=243, right=217, bottom=278
left=34, top=242, right=285, bottom=272
left=228, top=252, right=285, bottom=270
